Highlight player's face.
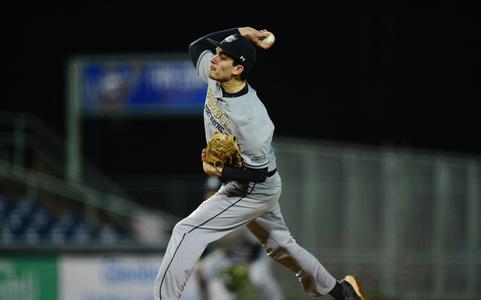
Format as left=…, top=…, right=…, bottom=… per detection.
left=209, top=48, right=242, bottom=82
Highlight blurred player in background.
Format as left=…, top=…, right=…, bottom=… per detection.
left=195, top=176, right=283, bottom=300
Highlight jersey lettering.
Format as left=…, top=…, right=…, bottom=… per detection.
left=206, top=89, right=231, bottom=130
left=249, top=155, right=267, bottom=164
left=205, top=105, right=226, bottom=133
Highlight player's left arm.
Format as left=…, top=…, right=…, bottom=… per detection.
left=202, top=161, right=222, bottom=177
left=201, top=148, right=222, bottom=177
left=201, top=148, right=268, bottom=181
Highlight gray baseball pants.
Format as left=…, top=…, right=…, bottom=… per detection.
left=153, top=173, right=336, bottom=299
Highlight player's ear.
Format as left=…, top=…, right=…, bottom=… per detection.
left=232, top=64, right=244, bottom=77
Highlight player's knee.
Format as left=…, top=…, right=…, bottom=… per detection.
left=265, top=230, right=294, bottom=250
left=172, top=219, right=190, bottom=235
left=264, top=230, right=296, bottom=258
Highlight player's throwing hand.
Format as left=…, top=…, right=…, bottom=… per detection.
left=238, top=27, right=275, bottom=49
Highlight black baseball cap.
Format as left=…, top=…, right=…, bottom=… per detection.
left=207, top=34, right=256, bottom=73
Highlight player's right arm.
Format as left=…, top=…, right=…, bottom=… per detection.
left=189, top=27, right=273, bottom=68
left=237, top=27, right=273, bottom=49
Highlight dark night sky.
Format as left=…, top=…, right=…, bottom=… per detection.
left=3, top=3, right=480, bottom=174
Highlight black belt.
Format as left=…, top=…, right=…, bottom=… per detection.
left=267, top=168, right=277, bottom=177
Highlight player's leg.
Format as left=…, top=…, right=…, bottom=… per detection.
left=247, top=204, right=337, bottom=297
left=154, top=199, right=238, bottom=300
left=154, top=216, right=227, bottom=300
left=247, top=206, right=366, bottom=300
left=154, top=182, right=279, bottom=300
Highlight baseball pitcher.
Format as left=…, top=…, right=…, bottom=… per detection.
left=153, top=26, right=366, bottom=300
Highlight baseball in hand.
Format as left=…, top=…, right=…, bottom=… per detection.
left=261, top=32, right=276, bottom=46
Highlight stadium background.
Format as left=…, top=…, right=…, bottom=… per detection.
left=1, top=3, right=480, bottom=300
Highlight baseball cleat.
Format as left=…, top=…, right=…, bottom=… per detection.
left=340, top=275, right=367, bottom=300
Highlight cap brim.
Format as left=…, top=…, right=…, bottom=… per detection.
left=207, top=38, right=221, bottom=48
left=207, top=37, right=238, bottom=63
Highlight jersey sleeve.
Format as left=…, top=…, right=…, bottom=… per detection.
left=195, top=50, right=213, bottom=83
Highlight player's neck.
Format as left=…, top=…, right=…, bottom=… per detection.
left=221, top=80, right=246, bottom=94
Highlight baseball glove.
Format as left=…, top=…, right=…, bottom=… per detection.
left=205, top=132, right=243, bottom=169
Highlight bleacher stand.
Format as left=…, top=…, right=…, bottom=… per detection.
left=0, top=190, right=125, bottom=245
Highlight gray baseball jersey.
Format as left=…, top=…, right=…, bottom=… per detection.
left=153, top=45, right=336, bottom=300
left=197, top=50, right=277, bottom=172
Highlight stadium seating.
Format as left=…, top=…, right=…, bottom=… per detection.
left=0, top=191, right=126, bottom=245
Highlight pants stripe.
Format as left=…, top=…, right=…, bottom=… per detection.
left=158, top=183, right=256, bottom=299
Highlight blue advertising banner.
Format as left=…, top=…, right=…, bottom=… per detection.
left=81, top=58, right=207, bottom=116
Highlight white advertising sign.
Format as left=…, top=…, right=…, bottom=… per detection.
left=59, top=255, right=200, bottom=300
